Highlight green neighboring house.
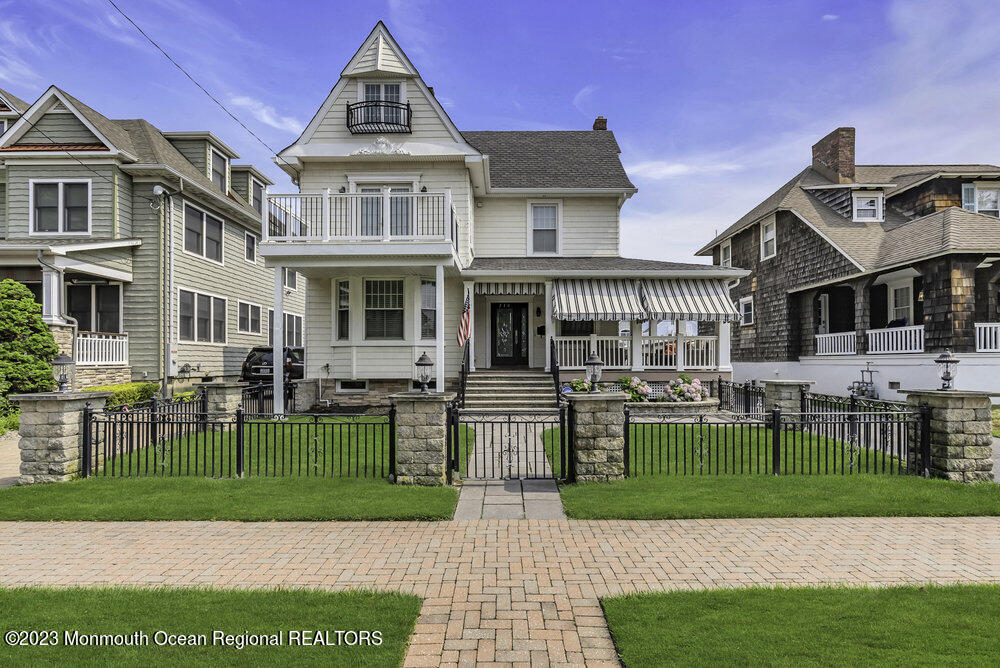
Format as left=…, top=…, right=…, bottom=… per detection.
left=0, top=85, right=305, bottom=389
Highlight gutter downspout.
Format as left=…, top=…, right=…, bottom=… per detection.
left=159, top=180, right=182, bottom=398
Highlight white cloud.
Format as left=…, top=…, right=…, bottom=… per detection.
left=822, top=14, right=839, bottom=21
left=230, top=96, right=304, bottom=134
left=572, top=85, right=598, bottom=114
left=627, top=160, right=743, bottom=180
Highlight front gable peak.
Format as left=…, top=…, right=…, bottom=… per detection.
left=341, top=22, right=418, bottom=77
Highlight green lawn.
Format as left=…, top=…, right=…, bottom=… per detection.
left=0, top=587, right=420, bottom=666
left=0, top=477, right=457, bottom=521
left=603, top=584, right=1000, bottom=666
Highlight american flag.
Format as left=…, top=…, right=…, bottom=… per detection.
left=456, top=290, right=471, bottom=347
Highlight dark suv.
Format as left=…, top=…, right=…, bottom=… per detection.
left=240, top=346, right=305, bottom=383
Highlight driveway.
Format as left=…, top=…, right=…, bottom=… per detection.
left=1, top=517, right=999, bottom=666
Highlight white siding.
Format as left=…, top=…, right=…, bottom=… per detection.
left=474, top=196, right=620, bottom=257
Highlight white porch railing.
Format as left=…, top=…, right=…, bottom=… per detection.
left=76, top=332, right=128, bottom=366
left=554, top=334, right=720, bottom=370
left=642, top=336, right=676, bottom=369
left=683, top=336, right=718, bottom=369
left=265, top=191, right=456, bottom=244
left=816, top=331, right=856, bottom=355
left=976, top=322, right=1000, bottom=352
left=553, top=335, right=631, bottom=370
left=867, top=325, right=924, bottom=354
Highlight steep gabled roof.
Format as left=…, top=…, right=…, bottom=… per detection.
left=0, top=87, right=29, bottom=113
left=462, top=131, right=635, bottom=190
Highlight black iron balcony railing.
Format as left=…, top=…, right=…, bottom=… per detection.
left=346, top=100, right=411, bottom=134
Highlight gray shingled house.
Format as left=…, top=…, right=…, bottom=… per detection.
left=258, top=22, right=746, bottom=411
left=697, top=126, right=1000, bottom=398
left=0, top=85, right=305, bottom=389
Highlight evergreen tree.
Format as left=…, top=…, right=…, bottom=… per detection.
left=0, top=279, right=59, bottom=397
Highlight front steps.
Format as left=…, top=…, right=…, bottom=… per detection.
left=462, top=370, right=558, bottom=412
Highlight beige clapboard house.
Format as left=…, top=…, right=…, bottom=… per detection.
left=0, top=85, right=305, bottom=389
left=262, top=22, right=745, bottom=409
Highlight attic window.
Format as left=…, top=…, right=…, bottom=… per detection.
left=852, top=192, right=884, bottom=222
left=720, top=240, right=732, bottom=268
left=211, top=149, right=227, bottom=191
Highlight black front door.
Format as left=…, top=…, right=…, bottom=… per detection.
left=491, top=302, right=528, bottom=367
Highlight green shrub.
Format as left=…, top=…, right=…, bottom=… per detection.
left=0, top=279, right=58, bottom=398
left=0, top=408, right=18, bottom=436
left=85, top=382, right=159, bottom=408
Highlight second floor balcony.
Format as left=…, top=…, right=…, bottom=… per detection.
left=264, top=190, right=457, bottom=249
left=346, top=100, right=411, bottom=134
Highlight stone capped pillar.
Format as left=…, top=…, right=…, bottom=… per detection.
left=565, top=391, right=627, bottom=483
left=390, top=391, right=455, bottom=486
left=199, top=381, right=245, bottom=413
left=10, top=391, right=111, bottom=484
left=763, top=379, right=815, bottom=415
left=902, top=389, right=994, bottom=482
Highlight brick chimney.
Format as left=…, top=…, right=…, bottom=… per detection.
left=811, top=127, right=855, bottom=183
left=593, top=116, right=607, bottom=131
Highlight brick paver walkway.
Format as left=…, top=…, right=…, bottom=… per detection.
left=1, top=517, right=999, bottom=666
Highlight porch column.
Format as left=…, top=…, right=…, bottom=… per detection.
left=675, top=319, right=686, bottom=371
left=435, top=264, right=445, bottom=391
left=463, top=280, right=475, bottom=371
left=852, top=276, right=874, bottom=355
left=544, top=280, right=553, bottom=371
left=272, top=265, right=285, bottom=414
left=630, top=320, right=644, bottom=371
left=717, top=321, right=732, bottom=371
left=40, top=266, right=65, bottom=325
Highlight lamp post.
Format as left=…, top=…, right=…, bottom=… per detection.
left=415, top=352, right=434, bottom=394
left=935, top=349, right=959, bottom=391
left=52, top=353, right=74, bottom=393
left=584, top=351, right=604, bottom=393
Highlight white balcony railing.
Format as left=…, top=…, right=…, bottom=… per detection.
left=816, top=331, right=856, bottom=355
left=976, top=322, right=1000, bottom=352
left=265, top=191, right=456, bottom=244
left=76, top=332, right=128, bottom=366
left=867, top=325, right=924, bottom=354
left=554, top=334, right=719, bottom=371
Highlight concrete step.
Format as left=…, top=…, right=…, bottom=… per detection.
left=466, top=382, right=553, bottom=391
left=464, top=397, right=557, bottom=406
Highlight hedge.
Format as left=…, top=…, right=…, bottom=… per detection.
left=84, top=382, right=159, bottom=408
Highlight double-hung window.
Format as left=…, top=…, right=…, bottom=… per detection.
left=285, top=314, right=303, bottom=347
left=530, top=202, right=559, bottom=254
left=420, top=280, right=436, bottom=339
left=364, top=279, right=404, bottom=340
left=760, top=220, right=776, bottom=260
left=738, top=296, right=754, bottom=326
left=888, top=281, right=913, bottom=325
left=283, top=268, right=297, bottom=290
left=211, top=149, right=227, bottom=192
left=244, top=232, right=257, bottom=263
left=179, top=289, right=226, bottom=343
left=336, top=280, right=350, bottom=340
left=251, top=179, right=264, bottom=214
left=852, top=192, right=884, bottom=222
left=31, top=181, right=90, bottom=234
left=184, top=204, right=224, bottom=263
left=238, top=302, right=261, bottom=334
left=720, top=240, right=732, bottom=267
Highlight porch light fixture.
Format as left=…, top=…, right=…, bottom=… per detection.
left=584, top=351, right=603, bottom=392
left=338, top=186, right=346, bottom=193
left=935, top=349, right=959, bottom=391
left=52, top=353, right=74, bottom=393
left=415, top=352, right=434, bottom=394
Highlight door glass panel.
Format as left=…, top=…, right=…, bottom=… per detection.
left=359, top=187, right=381, bottom=236
left=520, top=307, right=528, bottom=356
left=496, top=307, right=513, bottom=357
left=390, top=186, right=411, bottom=235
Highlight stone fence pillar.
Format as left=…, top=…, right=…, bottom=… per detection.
left=199, top=381, right=245, bottom=413
left=565, top=391, right=627, bottom=483
left=9, top=391, right=111, bottom=484
left=764, top=380, right=815, bottom=414
left=902, top=389, right=994, bottom=482
left=390, top=391, right=454, bottom=486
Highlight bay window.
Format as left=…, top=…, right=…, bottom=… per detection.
left=31, top=181, right=90, bottom=234
left=420, top=280, right=436, bottom=339
left=336, top=280, right=350, bottom=340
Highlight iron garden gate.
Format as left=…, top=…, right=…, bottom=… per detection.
left=447, top=405, right=572, bottom=481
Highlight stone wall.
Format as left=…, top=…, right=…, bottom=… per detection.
left=391, top=391, right=453, bottom=486
left=320, top=379, right=410, bottom=408
left=567, top=392, right=626, bottom=483
left=764, top=380, right=814, bottom=415
left=904, top=390, right=993, bottom=483
left=626, top=398, right=719, bottom=417
left=75, top=365, right=132, bottom=389
left=49, top=324, right=74, bottom=357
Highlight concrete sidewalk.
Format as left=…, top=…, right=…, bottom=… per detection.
left=1, top=517, right=999, bottom=666
left=454, top=479, right=566, bottom=520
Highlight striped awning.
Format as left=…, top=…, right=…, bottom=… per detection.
left=474, top=282, right=544, bottom=295
left=552, top=279, right=645, bottom=321
left=640, top=278, right=740, bottom=323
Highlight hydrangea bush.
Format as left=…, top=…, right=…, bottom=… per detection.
left=657, top=373, right=710, bottom=402
left=619, top=375, right=651, bottom=402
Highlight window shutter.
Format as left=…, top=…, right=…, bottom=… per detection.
left=962, top=183, right=977, bottom=211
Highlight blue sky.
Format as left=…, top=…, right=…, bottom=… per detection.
left=2, top=0, right=999, bottom=261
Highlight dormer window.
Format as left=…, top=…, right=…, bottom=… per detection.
left=211, top=149, right=227, bottom=192
left=251, top=178, right=264, bottom=214
left=720, top=240, right=732, bottom=268
left=852, top=192, right=884, bottom=222
left=964, top=184, right=1000, bottom=217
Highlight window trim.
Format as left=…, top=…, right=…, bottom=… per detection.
left=210, top=148, right=228, bottom=192
left=177, top=286, right=228, bottom=346
left=335, top=279, right=351, bottom=341
left=66, top=282, right=123, bottom=333
left=237, top=300, right=263, bottom=335
left=336, top=379, right=368, bottom=394
left=738, top=296, right=754, bottom=326
left=356, top=80, right=407, bottom=106
left=283, top=268, right=297, bottom=290
left=885, top=277, right=914, bottom=325
left=851, top=191, right=884, bottom=222
left=363, top=278, right=405, bottom=341
left=182, top=201, right=225, bottom=266
left=250, top=177, right=265, bottom=215
left=759, top=219, right=776, bottom=261
left=967, top=182, right=1000, bottom=216
left=28, top=179, right=92, bottom=236
left=720, top=239, right=732, bottom=268
left=244, top=231, right=257, bottom=264
left=420, top=279, right=437, bottom=341
left=526, top=199, right=562, bottom=256
left=267, top=309, right=305, bottom=347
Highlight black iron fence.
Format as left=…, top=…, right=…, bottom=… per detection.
left=242, top=383, right=297, bottom=415
left=624, top=405, right=930, bottom=477
left=718, top=379, right=766, bottom=416
left=82, top=405, right=395, bottom=479
left=803, top=391, right=906, bottom=415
